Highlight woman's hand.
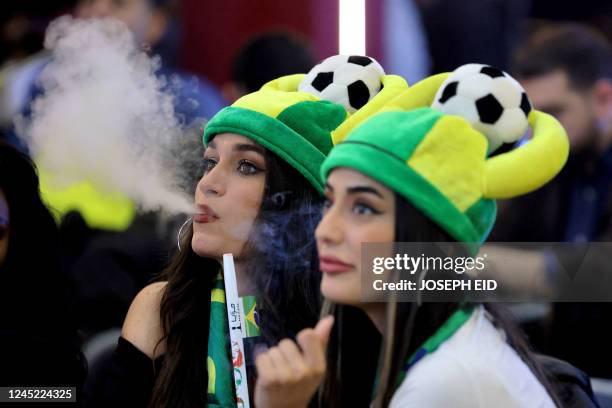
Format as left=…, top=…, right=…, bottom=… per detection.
left=254, top=316, right=334, bottom=408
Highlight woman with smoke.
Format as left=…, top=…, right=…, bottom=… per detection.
left=252, top=74, right=571, bottom=407
left=96, top=75, right=348, bottom=407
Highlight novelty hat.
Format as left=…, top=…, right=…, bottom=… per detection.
left=203, top=74, right=346, bottom=193
left=204, top=68, right=410, bottom=193
left=321, top=73, right=569, bottom=253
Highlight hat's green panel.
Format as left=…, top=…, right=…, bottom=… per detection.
left=321, top=140, right=481, bottom=245
left=276, top=100, right=346, bottom=155
left=344, top=108, right=443, bottom=162
left=204, top=107, right=326, bottom=193
left=464, top=198, right=497, bottom=244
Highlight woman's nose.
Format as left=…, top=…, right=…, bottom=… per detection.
left=197, top=165, right=227, bottom=197
left=315, top=206, right=344, bottom=246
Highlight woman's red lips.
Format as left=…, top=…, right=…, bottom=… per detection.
left=319, top=255, right=353, bottom=274
left=194, top=204, right=218, bottom=224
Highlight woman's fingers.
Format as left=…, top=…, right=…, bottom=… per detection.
left=278, top=339, right=309, bottom=379
left=255, top=352, right=277, bottom=386
left=266, top=346, right=293, bottom=383
left=298, top=315, right=334, bottom=372
left=256, top=316, right=335, bottom=387
left=254, top=318, right=334, bottom=408
left=258, top=339, right=316, bottom=385
left=314, top=315, right=334, bottom=349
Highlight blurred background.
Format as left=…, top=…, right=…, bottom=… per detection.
left=3, top=0, right=611, bottom=100
left=1, top=0, right=612, bottom=406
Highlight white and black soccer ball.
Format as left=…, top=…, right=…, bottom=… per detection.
left=298, top=55, right=385, bottom=113
left=432, top=63, right=532, bottom=152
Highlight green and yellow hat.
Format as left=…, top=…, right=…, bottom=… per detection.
left=203, top=71, right=409, bottom=193
left=203, top=74, right=347, bottom=193
left=321, top=74, right=569, bottom=253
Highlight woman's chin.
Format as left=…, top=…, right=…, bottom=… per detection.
left=321, top=275, right=361, bottom=306
left=190, top=236, right=245, bottom=261
left=191, top=238, right=219, bottom=259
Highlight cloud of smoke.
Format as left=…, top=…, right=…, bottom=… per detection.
left=17, top=16, right=197, bottom=215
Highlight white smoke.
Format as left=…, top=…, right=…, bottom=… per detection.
left=17, top=16, right=197, bottom=215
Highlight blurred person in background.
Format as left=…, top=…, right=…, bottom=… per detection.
left=222, top=31, right=315, bottom=103
left=489, top=23, right=612, bottom=379
left=74, top=0, right=225, bottom=123
left=529, top=0, right=612, bottom=44
left=0, top=1, right=74, bottom=147
left=0, top=141, right=86, bottom=400
left=414, top=0, right=530, bottom=73
left=0, top=0, right=225, bottom=145
left=381, top=0, right=430, bottom=84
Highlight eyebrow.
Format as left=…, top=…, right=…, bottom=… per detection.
left=233, top=143, right=265, bottom=155
left=206, top=140, right=264, bottom=156
left=325, top=183, right=383, bottom=198
left=347, top=186, right=383, bottom=198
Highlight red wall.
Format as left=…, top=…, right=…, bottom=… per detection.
left=179, top=0, right=381, bottom=87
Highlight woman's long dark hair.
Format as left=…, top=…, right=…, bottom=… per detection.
left=247, top=150, right=323, bottom=345
left=149, top=149, right=323, bottom=407
left=320, top=193, right=561, bottom=407
left=0, top=141, right=86, bottom=390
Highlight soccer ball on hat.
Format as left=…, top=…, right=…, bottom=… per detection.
left=298, top=55, right=385, bottom=114
left=432, top=63, right=532, bottom=153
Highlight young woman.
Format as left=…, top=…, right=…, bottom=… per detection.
left=254, top=99, right=570, bottom=406
left=94, top=76, right=348, bottom=407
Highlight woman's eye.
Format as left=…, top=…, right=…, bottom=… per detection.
left=322, top=198, right=333, bottom=212
left=238, top=160, right=262, bottom=175
left=354, top=202, right=380, bottom=215
left=203, top=158, right=217, bottom=173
